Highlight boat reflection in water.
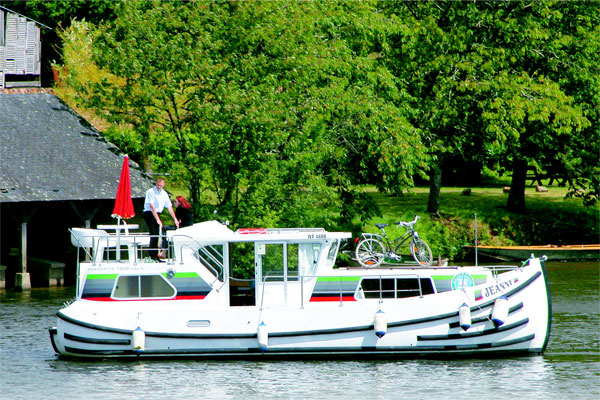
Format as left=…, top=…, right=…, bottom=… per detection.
left=50, top=220, right=552, bottom=359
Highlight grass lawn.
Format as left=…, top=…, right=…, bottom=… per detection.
left=359, top=185, right=599, bottom=261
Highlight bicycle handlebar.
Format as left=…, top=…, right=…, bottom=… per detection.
left=395, top=215, right=420, bottom=229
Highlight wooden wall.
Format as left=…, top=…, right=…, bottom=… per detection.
left=0, top=10, right=41, bottom=89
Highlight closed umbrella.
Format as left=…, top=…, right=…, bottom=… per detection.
left=112, top=155, right=135, bottom=260
left=112, top=155, right=135, bottom=220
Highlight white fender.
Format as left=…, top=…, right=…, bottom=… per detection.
left=374, top=310, right=387, bottom=338
left=132, top=326, right=145, bottom=355
left=492, top=296, right=509, bottom=326
left=458, top=303, right=471, bottom=331
left=257, top=321, right=268, bottom=352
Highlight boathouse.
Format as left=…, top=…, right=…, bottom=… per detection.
left=0, top=90, right=153, bottom=289
left=0, top=7, right=153, bottom=290
left=0, top=91, right=153, bottom=289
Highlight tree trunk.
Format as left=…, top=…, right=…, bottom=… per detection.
left=507, top=158, right=528, bottom=213
left=427, top=158, right=443, bottom=216
left=189, top=178, right=200, bottom=214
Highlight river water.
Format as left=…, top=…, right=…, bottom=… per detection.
left=1, top=261, right=598, bottom=399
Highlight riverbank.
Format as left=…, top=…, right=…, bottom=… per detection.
left=360, top=185, right=599, bottom=261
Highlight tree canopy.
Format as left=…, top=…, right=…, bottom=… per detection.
left=55, top=0, right=599, bottom=227
left=379, top=0, right=598, bottom=213
left=63, top=0, right=429, bottom=229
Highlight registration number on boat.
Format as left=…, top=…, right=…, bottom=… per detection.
left=307, top=234, right=326, bottom=239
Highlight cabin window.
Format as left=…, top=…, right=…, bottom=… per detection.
left=359, top=277, right=434, bottom=299
left=113, top=274, right=176, bottom=299
left=261, top=243, right=285, bottom=282
left=258, top=243, right=306, bottom=282
left=195, top=244, right=224, bottom=280
left=81, top=273, right=117, bottom=299
left=230, top=241, right=255, bottom=280
left=286, top=243, right=299, bottom=281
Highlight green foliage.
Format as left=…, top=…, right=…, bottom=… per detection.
left=64, top=0, right=428, bottom=230
left=379, top=1, right=599, bottom=210
left=54, top=0, right=599, bottom=229
left=0, top=0, right=115, bottom=26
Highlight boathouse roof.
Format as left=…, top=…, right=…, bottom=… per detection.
left=0, top=91, right=152, bottom=203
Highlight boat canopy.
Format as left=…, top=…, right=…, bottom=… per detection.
left=167, top=220, right=235, bottom=240
left=167, top=221, right=351, bottom=245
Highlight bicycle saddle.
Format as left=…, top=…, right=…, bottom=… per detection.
left=375, top=223, right=388, bottom=229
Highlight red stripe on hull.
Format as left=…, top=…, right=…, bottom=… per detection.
left=309, top=296, right=356, bottom=302
left=82, top=295, right=206, bottom=302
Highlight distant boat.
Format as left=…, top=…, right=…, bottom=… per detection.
left=466, top=244, right=600, bottom=262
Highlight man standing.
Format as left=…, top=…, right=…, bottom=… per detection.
left=143, top=177, right=179, bottom=261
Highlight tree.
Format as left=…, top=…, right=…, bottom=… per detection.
left=65, top=0, right=428, bottom=229
left=381, top=1, right=502, bottom=215
left=477, top=2, right=595, bottom=212
left=380, top=1, right=597, bottom=213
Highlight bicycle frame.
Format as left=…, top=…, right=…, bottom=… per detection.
left=355, top=215, right=432, bottom=267
left=359, top=226, right=417, bottom=257
left=389, top=230, right=417, bottom=255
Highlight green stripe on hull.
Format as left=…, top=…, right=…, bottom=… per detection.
left=317, top=276, right=361, bottom=282
left=162, top=272, right=200, bottom=278
left=87, top=274, right=119, bottom=280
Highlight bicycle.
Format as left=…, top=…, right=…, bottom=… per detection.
left=354, top=215, right=433, bottom=267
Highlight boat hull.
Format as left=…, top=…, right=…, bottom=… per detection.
left=50, top=260, right=551, bottom=359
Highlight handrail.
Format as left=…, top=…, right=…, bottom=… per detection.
left=195, top=250, right=221, bottom=281
left=69, top=229, right=94, bottom=261
left=196, top=245, right=225, bottom=281
left=172, top=235, right=225, bottom=280
left=69, top=230, right=229, bottom=283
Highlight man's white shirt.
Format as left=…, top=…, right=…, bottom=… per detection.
left=143, top=187, right=172, bottom=213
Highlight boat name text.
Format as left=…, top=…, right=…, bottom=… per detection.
left=483, top=279, right=514, bottom=298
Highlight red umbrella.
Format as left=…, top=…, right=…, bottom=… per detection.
left=112, top=155, right=135, bottom=219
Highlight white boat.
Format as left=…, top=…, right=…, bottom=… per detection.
left=50, top=220, right=552, bottom=359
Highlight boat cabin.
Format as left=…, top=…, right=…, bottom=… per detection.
left=70, top=221, right=491, bottom=310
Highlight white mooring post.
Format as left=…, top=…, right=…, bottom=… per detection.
left=15, top=222, right=31, bottom=291
left=474, top=213, right=478, bottom=267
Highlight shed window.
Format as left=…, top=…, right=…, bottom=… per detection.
left=113, top=275, right=175, bottom=299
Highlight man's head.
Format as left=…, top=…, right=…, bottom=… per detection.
left=155, top=177, right=165, bottom=191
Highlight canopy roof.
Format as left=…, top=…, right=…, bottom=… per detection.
left=169, top=221, right=351, bottom=244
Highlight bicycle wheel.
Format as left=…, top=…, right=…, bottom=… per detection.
left=410, top=238, right=433, bottom=266
left=355, top=238, right=386, bottom=268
